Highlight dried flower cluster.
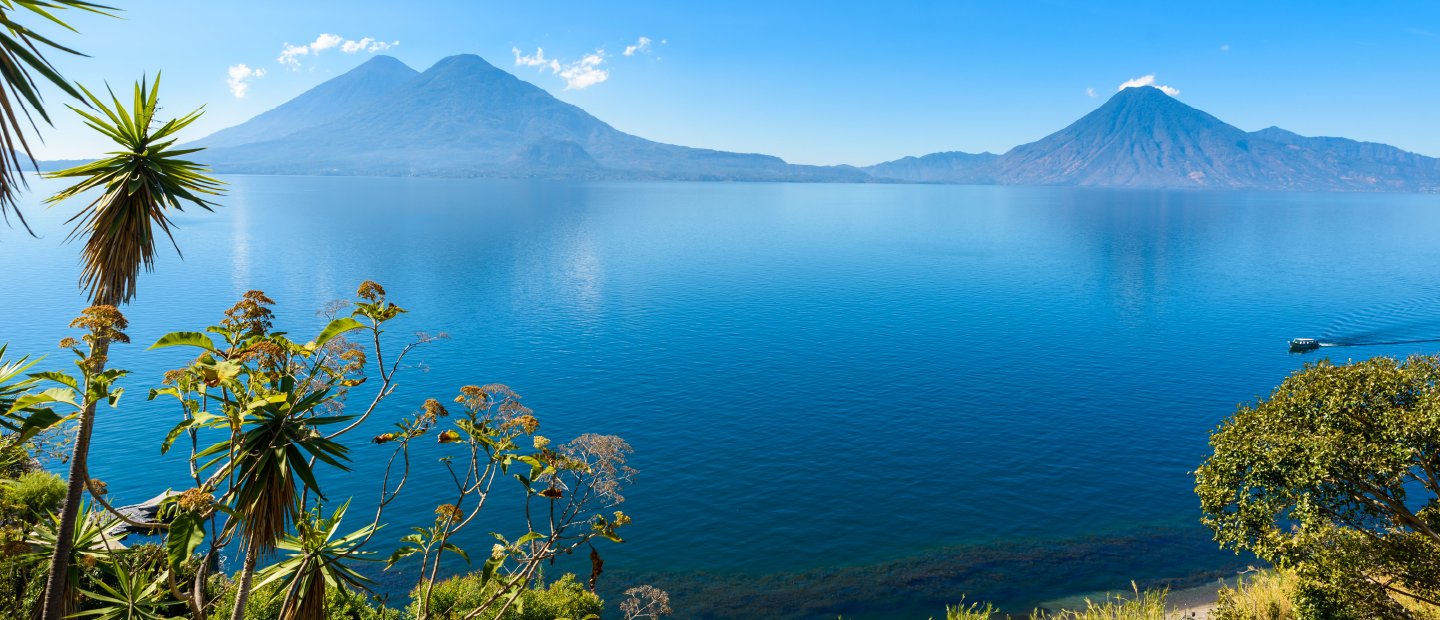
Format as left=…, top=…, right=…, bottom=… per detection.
left=221, top=290, right=275, bottom=337
left=620, top=585, right=673, bottom=620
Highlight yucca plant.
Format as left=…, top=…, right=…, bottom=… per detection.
left=194, top=394, right=354, bottom=620
left=0, top=343, right=43, bottom=444
left=0, top=0, right=114, bottom=232
left=25, top=500, right=121, bottom=618
left=253, top=500, right=377, bottom=620
left=45, top=74, right=224, bottom=305
left=37, top=75, right=220, bottom=620
left=28, top=305, right=129, bottom=620
left=153, top=290, right=365, bottom=620
left=74, top=563, right=179, bottom=620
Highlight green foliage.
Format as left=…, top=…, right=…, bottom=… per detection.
left=407, top=572, right=602, bottom=620
left=158, top=289, right=368, bottom=557
left=1213, top=571, right=1296, bottom=620
left=0, top=284, right=638, bottom=620
left=73, top=561, right=175, bottom=620
left=1195, top=356, right=1440, bottom=617
left=0, top=546, right=48, bottom=619
left=0, top=342, right=53, bottom=450
left=209, top=577, right=383, bottom=620
left=0, top=469, right=64, bottom=519
left=44, top=74, right=223, bottom=304
left=252, top=500, right=378, bottom=620
left=0, top=0, right=115, bottom=230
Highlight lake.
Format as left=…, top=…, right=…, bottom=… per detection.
left=4, top=176, right=1440, bottom=618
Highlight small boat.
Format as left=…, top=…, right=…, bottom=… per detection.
left=1289, top=338, right=1321, bottom=352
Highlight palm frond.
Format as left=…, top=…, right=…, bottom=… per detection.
left=43, top=74, right=224, bottom=304
left=255, top=500, right=377, bottom=620
left=0, top=0, right=117, bottom=233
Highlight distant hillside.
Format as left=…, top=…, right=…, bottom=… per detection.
left=193, top=54, right=866, bottom=182
left=864, top=86, right=1440, bottom=192
left=863, top=151, right=997, bottom=184
left=200, top=55, right=418, bottom=149
left=36, top=59, right=1434, bottom=191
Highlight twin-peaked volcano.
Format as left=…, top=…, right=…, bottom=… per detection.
left=195, top=57, right=1440, bottom=191
left=196, top=54, right=865, bottom=181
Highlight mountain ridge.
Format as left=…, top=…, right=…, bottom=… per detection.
left=195, top=54, right=866, bottom=182
left=865, top=86, right=1440, bottom=192
left=167, top=60, right=1440, bottom=192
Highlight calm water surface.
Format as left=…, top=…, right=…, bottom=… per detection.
left=4, top=177, right=1440, bottom=618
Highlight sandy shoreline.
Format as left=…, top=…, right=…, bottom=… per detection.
left=1164, top=581, right=1224, bottom=618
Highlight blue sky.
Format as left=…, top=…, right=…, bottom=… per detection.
left=26, top=0, right=1440, bottom=165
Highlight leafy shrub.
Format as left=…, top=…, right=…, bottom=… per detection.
left=0, top=470, right=65, bottom=520
left=1196, top=357, right=1440, bottom=616
left=0, top=537, right=46, bottom=618
left=407, top=572, right=602, bottom=620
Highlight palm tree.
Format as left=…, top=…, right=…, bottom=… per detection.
left=0, top=0, right=114, bottom=231
left=254, top=500, right=376, bottom=620
left=197, top=395, right=353, bottom=620
left=46, top=75, right=225, bottom=304
left=38, top=76, right=222, bottom=620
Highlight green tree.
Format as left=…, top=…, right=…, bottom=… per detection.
left=1196, top=355, right=1440, bottom=619
left=151, top=283, right=424, bottom=620
left=37, top=76, right=221, bottom=620
left=19, top=307, right=129, bottom=619
left=45, top=75, right=224, bottom=305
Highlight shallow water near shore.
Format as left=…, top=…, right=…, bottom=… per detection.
left=3, top=176, right=1439, bottom=617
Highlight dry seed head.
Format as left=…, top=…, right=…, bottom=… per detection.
left=435, top=503, right=464, bottom=523
left=422, top=398, right=449, bottom=419
left=71, top=305, right=130, bottom=343
left=357, top=280, right=386, bottom=301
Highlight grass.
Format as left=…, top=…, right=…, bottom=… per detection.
left=1212, top=571, right=1295, bottom=620
left=1030, top=584, right=1169, bottom=619
left=939, top=597, right=999, bottom=619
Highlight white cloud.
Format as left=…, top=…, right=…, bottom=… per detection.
left=278, top=43, right=310, bottom=69
left=513, top=47, right=561, bottom=71
left=311, top=33, right=343, bottom=52
left=279, top=33, right=399, bottom=69
left=226, top=64, right=266, bottom=98
left=342, top=37, right=396, bottom=53
left=1219, top=43, right=1230, bottom=52
left=513, top=46, right=609, bottom=90
left=559, top=52, right=608, bottom=89
left=1086, top=87, right=1096, bottom=97
left=623, top=36, right=652, bottom=56
left=1117, top=74, right=1180, bottom=96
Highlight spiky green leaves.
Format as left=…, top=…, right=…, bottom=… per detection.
left=0, top=0, right=115, bottom=232
left=44, top=74, right=223, bottom=304
left=254, top=501, right=377, bottom=620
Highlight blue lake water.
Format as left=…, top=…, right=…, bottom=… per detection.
left=4, top=176, right=1440, bottom=618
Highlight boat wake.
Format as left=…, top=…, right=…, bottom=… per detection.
left=1318, top=289, right=1440, bottom=350
left=1321, top=338, right=1440, bottom=348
